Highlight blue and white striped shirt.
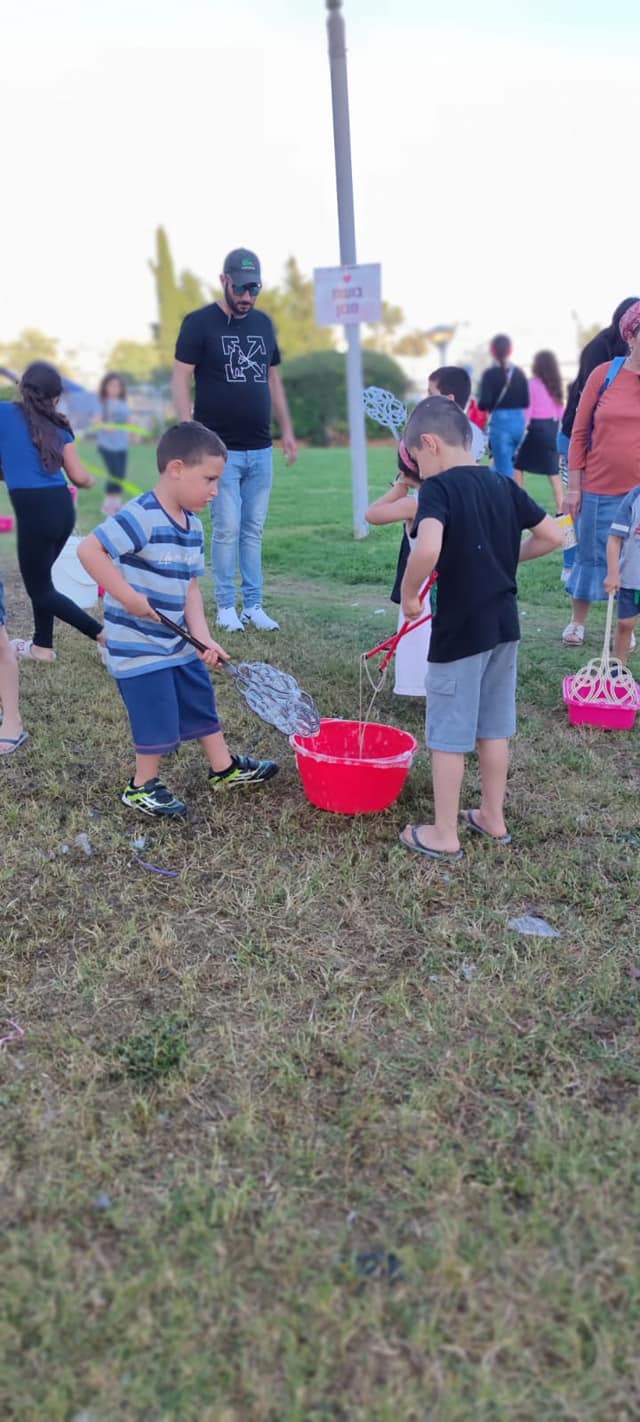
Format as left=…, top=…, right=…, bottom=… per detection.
left=95, top=491, right=205, bottom=679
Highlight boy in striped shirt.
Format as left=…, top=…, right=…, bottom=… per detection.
left=79, top=422, right=278, bottom=817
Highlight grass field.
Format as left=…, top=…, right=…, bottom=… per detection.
left=1, top=446, right=639, bottom=1422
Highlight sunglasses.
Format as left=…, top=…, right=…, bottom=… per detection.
left=230, top=281, right=261, bottom=297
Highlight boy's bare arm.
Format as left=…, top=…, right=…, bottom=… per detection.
left=401, top=518, right=443, bottom=618
left=77, top=534, right=158, bottom=620
left=518, top=514, right=564, bottom=562
left=604, top=534, right=623, bottom=593
left=184, top=579, right=228, bottom=665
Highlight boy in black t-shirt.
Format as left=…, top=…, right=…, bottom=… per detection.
left=398, top=397, right=563, bottom=860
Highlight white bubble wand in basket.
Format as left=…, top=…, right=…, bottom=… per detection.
left=568, top=593, right=638, bottom=706
left=362, top=386, right=408, bottom=443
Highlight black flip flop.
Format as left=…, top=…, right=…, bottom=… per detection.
left=0, top=730, right=29, bottom=757
left=399, top=825, right=464, bottom=860
left=463, top=809, right=511, bottom=845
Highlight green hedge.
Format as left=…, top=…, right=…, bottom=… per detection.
left=278, top=349, right=409, bottom=445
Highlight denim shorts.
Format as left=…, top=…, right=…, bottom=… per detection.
left=0, top=574, right=5, bottom=627
left=566, top=492, right=621, bottom=604
left=118, top=658, right=221, bottom=754
left=617, top=587, right=640, bottom=621
left=425, top=641, right=518, bottom=752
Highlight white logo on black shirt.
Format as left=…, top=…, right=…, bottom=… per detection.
left=221, top=335, right=267, bottom=384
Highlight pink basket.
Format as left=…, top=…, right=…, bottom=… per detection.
left=563, top=675, right=640, bottom=730
left=0, top=516, right=14, bottom=534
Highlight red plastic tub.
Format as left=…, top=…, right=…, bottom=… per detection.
left=563, top=675, right=640, bottom=730
left=290, top=718, right=418, bottom=814
left=0, top=516, right=14, bottom=534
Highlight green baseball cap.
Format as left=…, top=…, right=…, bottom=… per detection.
left=223, top=248, right=262, bottom=286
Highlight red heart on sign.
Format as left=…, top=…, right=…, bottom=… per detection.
left=343, top=273, right=352, bottom=282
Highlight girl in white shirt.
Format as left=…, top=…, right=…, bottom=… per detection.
left=366, top=441, right=431, bottom=697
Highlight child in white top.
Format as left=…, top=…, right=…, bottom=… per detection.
left=366, top=440, right=431, bottom=697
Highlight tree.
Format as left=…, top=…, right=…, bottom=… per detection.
left=106, top=340, right=160, bottom=384
left=571, top=310, right=601, bottom=354
left=149, top=227, right=182, bottom=371
left=259, top=257, right=334, bottom=359
left=0, top=327, right=61, bottom=374
left=179, top=268, right=209, bottom=315
left=392, top=329, right=433, bottom=357
left=279, top=349, right=409, bottom=445
left=362, top=302, right=406, bottom=355
left=577, top=321, right=601, bottom=350
left=149, top=229, right=215, bottom=372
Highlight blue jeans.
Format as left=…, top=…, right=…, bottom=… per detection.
left=211, top=447, right=273, bottom=610
left=490, top=409, right=526, bottom=479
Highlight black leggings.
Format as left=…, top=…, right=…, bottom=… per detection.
left=99, top=446, right=128, bottom=495
left=11, top=486, right=103, bottom=650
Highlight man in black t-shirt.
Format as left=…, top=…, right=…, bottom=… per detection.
left=397, top=397, right=563, bottom=862
left=172, top=248, right=297, bottom=633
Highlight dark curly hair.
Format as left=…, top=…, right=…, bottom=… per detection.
left=532, top=350, right=563, bottom=405
left=19, top=363, right=73, bottom=474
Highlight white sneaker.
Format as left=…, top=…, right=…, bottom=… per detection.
left=241, top=606, right=280, bottom=631
left=216, top=607, right=244, bottom=633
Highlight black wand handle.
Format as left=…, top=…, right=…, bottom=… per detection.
left=154, top=608, right=207, bottom=654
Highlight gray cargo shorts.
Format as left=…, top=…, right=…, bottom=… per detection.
left=425, top=641, right=518, bottom=752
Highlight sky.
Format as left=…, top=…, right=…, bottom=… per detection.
left=2, top=0, right=639, bottom=379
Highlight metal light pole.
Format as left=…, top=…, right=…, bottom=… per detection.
left=325, top=0, right=369, bottom=539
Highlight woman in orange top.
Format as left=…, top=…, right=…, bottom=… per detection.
left=562, top=301, right=640, bottom=646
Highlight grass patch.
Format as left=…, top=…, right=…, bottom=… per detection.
left=1, top=449, right=639, bottom=1420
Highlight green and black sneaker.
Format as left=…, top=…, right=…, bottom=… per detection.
left=122, top=777, right=187, bottom=817
left=208, top=754, right=279, bottom=793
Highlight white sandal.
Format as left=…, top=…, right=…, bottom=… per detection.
left=562, top=622, right=585, bottom=647
left=10, top=639, right=56, bottom=662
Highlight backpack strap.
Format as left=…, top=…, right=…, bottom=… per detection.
left=491, top=364, right=513, bottom=415
left=586, top=357, right=625, bottom=452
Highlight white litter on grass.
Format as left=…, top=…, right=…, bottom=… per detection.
left=373, top=608, right=387, bottom=615
left=132, top=834, right=147, bottom=849
left=460, top=960, right=477, bottom=981
left=74, top=833, right=93, bottom=856
left=508, top=915, right=560, bottom=939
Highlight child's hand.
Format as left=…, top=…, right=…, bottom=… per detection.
left=197, top=639, right=229, bottom=668
left=123, top=592, right=160, bottom=621
left=402, top=594, right=423, bottom=621
left=604, top=572, right=620, bottom=595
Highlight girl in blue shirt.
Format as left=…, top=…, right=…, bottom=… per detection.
left=0, top=362, right=105, bottom=662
